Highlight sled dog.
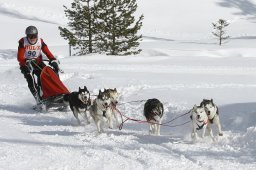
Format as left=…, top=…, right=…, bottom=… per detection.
left=143, top=98, right=164, bottom=135
left=200, top=99, right=223, bottom=136
left=89, top=90, right=112, bottom=133
left=64, top=86, right=91, bottom=125
left=104, top=88, right=119, bottom=126
left=191, top=105, right=214, bottom=140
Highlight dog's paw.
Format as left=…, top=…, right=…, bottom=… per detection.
left=149, top=130, right=153, bottom=135
left=191, top=133, right=199, bottom=141
left=211, top=137, right=217, bottom=142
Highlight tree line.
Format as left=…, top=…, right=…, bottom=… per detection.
left=59, top=0, right=144, bottom=56
left=59, top=0, right=231, bottom=56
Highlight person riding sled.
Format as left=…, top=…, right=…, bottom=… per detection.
left=17, top=26, right=60, bottom=106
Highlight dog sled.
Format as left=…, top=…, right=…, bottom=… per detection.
left=28, top=59, right=70, bottom=111
left=39, top=65, right=70, bottom=110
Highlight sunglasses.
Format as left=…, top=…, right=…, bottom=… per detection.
left=27, top=34, right=38, bottom=39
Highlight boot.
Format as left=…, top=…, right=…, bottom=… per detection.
left=32, top=92, right=48, bottom=112
left=33, top=92, right=41, bottom=105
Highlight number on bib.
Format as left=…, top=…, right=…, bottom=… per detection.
left=28, top=51, right=37, bottom=57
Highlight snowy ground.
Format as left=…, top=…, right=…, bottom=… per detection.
left=0, top=0, right=256, bottom=170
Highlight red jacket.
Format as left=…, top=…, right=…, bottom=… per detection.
left=17, top=37, right=55, bottom=66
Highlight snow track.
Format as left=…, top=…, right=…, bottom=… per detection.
left=0, top=53, right=256, bottom=169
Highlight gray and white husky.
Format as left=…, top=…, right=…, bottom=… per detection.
left=143, top=98, right=164, bottom=135
left=89, top=90, right=112, bottom=133
left=104, top=88, right=119, bottom=126
left=200, top=99, right=223, bottom=136
left=191, top=105, right=214, bottom=140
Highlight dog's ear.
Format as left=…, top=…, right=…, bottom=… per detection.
left=79, top=87, right=81, bottom=92
left=114, top=88, right=117, bottom=92
left=84, top=86, right=88, bottom=91
left=199, top=102, right=203, bottom=107
left=193, top=104, right=197, bottom=111
left=211, top=98, right=213, bottom=102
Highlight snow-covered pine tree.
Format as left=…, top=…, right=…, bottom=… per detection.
left=212, top=19, right=230, bottom=46
left=59, top=0, right=100, bottom=55
left=96, top=0, right=144, bottom=55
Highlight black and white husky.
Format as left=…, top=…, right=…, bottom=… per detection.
left=143, top=98, right=164, bottom=135
left=89, top=90, right=112, bottom=133
left=64, top=86, right=91, bottom=125
left=191, top=105, right=214, bottom=140
left=200, top=99, right=223, bottom=136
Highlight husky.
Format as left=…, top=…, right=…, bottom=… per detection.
left=200, top=99, right=223, bottom=136
left=104, top=88, right=119, bottom=126
left=190, top=105, right=214, bottom=140
left=64, top=86, right=91, bottom=125
left=89, top=90, right=112, bottom=133
left=143, top=98, right=164, bottom=135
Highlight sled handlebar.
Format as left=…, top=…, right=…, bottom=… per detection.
left=26, top=58, right=64, bottom=74
left=26, top=58, right=49, bottom=62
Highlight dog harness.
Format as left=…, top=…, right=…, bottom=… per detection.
left=92, top=100, right=108, bottom=117
left=148, top=111, right=162, bottom=122
left=80, top=98, right=91, bottom=109
left=196, top=120, right=208, bottom=130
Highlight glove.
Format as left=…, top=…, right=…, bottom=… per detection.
left=20, top=65, right=30, bottom=74
left=49, top=59, right=59, bottom=71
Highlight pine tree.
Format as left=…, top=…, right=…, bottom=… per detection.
left=212, top=19, right=230, bottom=46
left=59, top=0, right=100, bottom=55
left=96, top=0, right=144, bottom=55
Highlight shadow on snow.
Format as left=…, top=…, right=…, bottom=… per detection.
left=217, top=0, right=256, bottom=22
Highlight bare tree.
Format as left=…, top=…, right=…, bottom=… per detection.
left=212, top=19, right=230, bottom=46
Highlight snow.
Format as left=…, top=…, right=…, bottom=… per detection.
left=0, top=0, right=256, bottom=169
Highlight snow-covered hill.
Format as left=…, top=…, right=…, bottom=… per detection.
left=138, top=0, right=256, bottom=40
left=0, top=0, right=256, bottom=169
left=1, top=0, right=256, bottom=49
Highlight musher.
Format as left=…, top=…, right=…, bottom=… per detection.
left=17, top=25, right=60, bottom=105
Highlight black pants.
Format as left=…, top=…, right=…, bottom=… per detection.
left=20, top=62, right=46, bottom=99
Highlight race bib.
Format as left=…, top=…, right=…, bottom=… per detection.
left=23, top=37, right=42, bottom=59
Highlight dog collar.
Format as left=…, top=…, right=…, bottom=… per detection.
left=197, top=119, right=207, bottom=123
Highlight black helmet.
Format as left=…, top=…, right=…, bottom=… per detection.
left=25, top=26, right=38, bottom=36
